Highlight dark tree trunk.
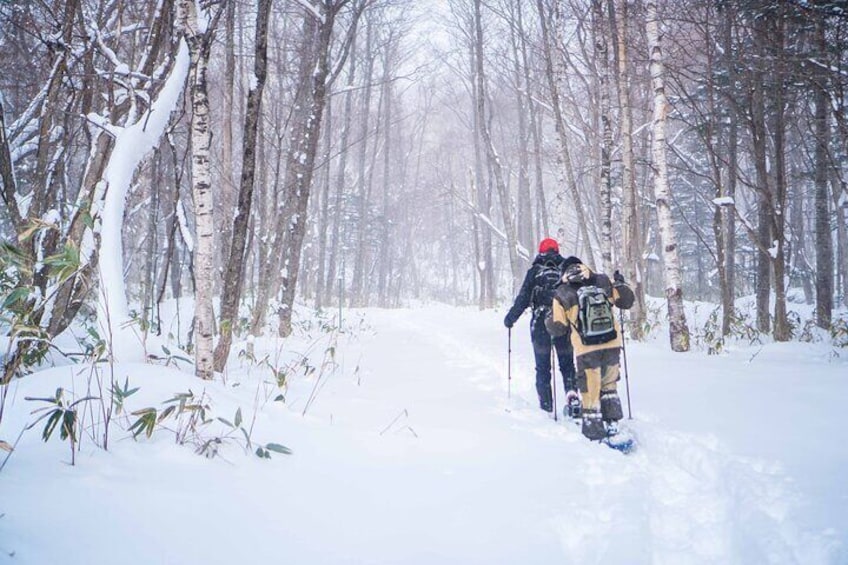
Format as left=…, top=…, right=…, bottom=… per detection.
left=814, top=15, right=834, bottom=328
left=213, top=0, right=272, bottom=371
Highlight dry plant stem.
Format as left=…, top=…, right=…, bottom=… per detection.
left=0, top=334, right=17, bottom=425
left=379, top=409, right=408, bottom=436
left=0, top=377, right=8, bottom=429
left=301, top=373, right=325, bottom=417
left=247, top=382, right=262, bottom=449
left=0, top=426, right=25, bottom=473
left=100, top=267, right=117, bottom=450
left=300, top=330, right=340, bottom=416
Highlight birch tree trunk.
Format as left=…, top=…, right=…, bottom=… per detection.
left=611, top=0, right=646, bottom=339
left=592, top=0, right=613, bottom=274
left=646, top=0, right=689, bottom=352
left=213, top=0, right=272, bottom=371
left=536, top=0, right=594, bottom=265
left=178, top=0, right=218, bottom=379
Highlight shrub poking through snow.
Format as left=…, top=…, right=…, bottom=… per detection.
left=25, top=388, right=97, bottom=465
left=832, top=314, right=848, bottom=349
left=129, top=390, right=291, bottom=459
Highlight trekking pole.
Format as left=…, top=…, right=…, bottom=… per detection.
left=507, top=328, right=512, bottom=400
left=551, top=340, right=558, bottom=422
left=619, top=308, right=633, bottom=420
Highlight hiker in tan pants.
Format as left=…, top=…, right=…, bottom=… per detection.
left=546, top=262, right=634, bottom=440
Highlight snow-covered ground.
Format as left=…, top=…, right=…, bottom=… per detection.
left=1, top=304, right=846, bottom=564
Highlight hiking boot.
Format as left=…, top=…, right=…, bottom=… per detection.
left=564, top=390, right=582, bottom=419
left=605, top=420, right=620, bottom=437
left=581, top=409, right=605, bottom=441
left=600, top=390, right=623, bottom=422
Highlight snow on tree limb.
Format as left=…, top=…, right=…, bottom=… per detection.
left=449, top=184, right=530, bottom=261
left=96, top=40, right=190, bottom=362
left=294, top=0, right=325, bottom=24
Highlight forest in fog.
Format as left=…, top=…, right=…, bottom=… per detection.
left=1, top=0, right=847, bottom=380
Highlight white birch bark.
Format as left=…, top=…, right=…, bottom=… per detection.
left=645, top=0, right=690, bottom=352
left=592, top=0, right=613, bottom=275
left=536, top=0, right=595, bottom=265
left=613, top=0, right=646, bottom=339
left=178, top=0, right=215, bottom=379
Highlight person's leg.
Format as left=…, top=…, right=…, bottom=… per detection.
left=577, top=358, right=605, bottom=440
left=553, top=335, right=576, bottom=392
left=531, top=321, right=553, bottom=412
left=554, top=335, right=579, bottom=418
left=600, top=350, right=623, bottom=423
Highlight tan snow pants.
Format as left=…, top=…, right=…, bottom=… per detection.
left=576, top=348, right=621, bottom=411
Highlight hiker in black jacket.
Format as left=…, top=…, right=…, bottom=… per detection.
left=504, top=238, right=580, bottom=413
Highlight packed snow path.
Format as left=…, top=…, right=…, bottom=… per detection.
left=1, top=305, right=844, bottom=564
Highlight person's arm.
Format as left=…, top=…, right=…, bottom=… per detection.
left=545, top=286, right=576, bottom=338
left=504, top=267, right=535, bottom=327
left=546, top=295, right=570, bottom=337
left=611, top=270, right=635, bottom=309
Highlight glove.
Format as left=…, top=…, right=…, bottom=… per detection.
left=504, top=314, right=514, bottom=329
left=564, top=263, right=592, bottom=284
left=613, top=270, right=625, bottom=285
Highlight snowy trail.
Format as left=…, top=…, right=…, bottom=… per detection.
left=1, top=305, right=843, bottom=564
left=335, top=306, right=837, bottom=564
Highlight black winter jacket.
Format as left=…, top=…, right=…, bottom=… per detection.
left=504, top=252, right=582, bottom=329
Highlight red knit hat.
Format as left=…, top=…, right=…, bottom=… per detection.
left=538, top=238, right=559, bottom=254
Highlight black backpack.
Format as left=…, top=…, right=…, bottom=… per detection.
left=575, top=285, right=617, bottom=345
left=531, top=259, right=563, bottom=313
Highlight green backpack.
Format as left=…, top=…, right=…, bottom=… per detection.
left=575, top=285, right=617, bottom=345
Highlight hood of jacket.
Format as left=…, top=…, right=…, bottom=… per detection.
left=533, top=253, right=582, bottom=271
left=532, top=251, right=565, bottom=267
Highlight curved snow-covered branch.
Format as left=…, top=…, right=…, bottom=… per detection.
left=96, top=39, right=190, bottom=361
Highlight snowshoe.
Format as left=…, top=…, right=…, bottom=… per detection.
left=601, top=421, right=636, bottom=454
